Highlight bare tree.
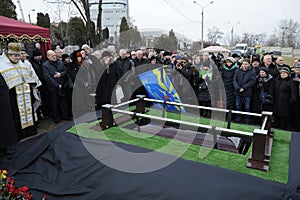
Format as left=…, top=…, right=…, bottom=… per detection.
left=44, top=0, right=101, bottom=46
left=275, top=19, right=300, bottom=47
left=207, top=26, right=223, bottom=44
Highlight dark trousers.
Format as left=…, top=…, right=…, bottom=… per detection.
left=48, top=89, right=69, bottom=122
left=236, top=96, right=251, bottom=124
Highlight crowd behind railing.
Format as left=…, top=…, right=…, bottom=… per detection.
left=7, top=43, right=300, bottom=133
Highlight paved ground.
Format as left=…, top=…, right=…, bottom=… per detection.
left=36, top=116, right=71, bottom=134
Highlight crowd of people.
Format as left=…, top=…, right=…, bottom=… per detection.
left=1, top=42, right=300, bottom=154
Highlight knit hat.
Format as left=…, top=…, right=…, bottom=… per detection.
left=259, top=67, right=269, bottom=75
left=280, top=66, right=290, bottom=74
left=226, top=57, right=235, bottom=63
left=62, top=54, right=70, bottom=61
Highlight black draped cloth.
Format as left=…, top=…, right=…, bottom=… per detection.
left=0, top=112, right=300, bottom=200
left=0, top=74, right=18, bottom=149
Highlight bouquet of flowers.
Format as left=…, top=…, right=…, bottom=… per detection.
left=0, top=169, right=46, bottom=200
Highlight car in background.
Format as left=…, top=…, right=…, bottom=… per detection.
left=231, top=43, right=248, bottom=55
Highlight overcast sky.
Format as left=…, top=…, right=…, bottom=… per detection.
left=13, top=0, right=300, bottom=42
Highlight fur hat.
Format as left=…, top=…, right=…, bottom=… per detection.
left=7, top=43, right=22, bottom=54
left=32, top=49, right=42, bottom=57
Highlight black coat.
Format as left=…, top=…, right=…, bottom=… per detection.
left=273, top=76, right=297, bottom=117
left=290, top=73, right=300, bottom=128
left=67, top=62, right=80, bottom=83
left=115, top=57, right=133, bottom=77
left=133, top=58, right=149, bottom=67
left=220, top=64, right=238, bottom=109
left=42, top=60, right=67, bottom=90
left=0, top=74, right=18, bottom=149
left=95, top=62, right=121, bottom=108
left=252, top=75, right=275, bottom=113
left=233, top=68, right=256, bottom=97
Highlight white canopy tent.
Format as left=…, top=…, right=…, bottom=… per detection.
left=199, top=46, right=230, bottom=53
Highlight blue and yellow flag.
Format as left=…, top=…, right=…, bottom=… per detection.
left=138, top=67, right=184, bottom=112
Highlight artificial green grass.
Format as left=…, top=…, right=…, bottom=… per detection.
left=67, top=111, right=290, bottom=184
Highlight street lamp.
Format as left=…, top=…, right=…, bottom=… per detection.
left=227, top=21, right=240, bottom=46
left=193, top=0, right=214, bottom=49
left=28, top=9, right=35, bottom=24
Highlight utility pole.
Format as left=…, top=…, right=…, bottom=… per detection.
left=17, top=0, right=25, bottom=22
left=193, top=1, right=214, bottom=49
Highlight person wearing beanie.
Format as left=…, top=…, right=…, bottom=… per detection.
left=273, top=65, right=297, bottom=130
left=220, top=57, right=238, bottom=111
left=62, top=54, right=70, bottom=63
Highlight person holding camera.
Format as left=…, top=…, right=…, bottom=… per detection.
left=175, top=57, right=196, bottom=102
left=251, top=67, right=275, bottom=124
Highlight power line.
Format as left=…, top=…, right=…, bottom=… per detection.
left=162, top=0, right=199, bottom=23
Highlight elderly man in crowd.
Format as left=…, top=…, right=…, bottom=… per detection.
left=43, top=50, right=69, bottom=123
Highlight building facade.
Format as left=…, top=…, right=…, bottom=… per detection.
left=90, top=0, right=129, bottom=38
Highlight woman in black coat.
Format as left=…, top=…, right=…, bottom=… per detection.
left=220, top=57, right=238, bottom=110
left=252, top=67, right=275, bottom=113
left=273, top=67, right=297, bottom=130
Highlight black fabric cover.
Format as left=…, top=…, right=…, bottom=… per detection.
left=284, top=132, right=300, bottom=200
left=0, top=114, right=299, bottom=200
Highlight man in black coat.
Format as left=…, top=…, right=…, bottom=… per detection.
left=260, top=54, right=279, bottom=79
left=133, top=50, right=149, bottom=67
left=42, top=50, right=69, bottom=123
left=114, top=49, right=134, bottom=101
left=233, top=59, right=256, bottom=123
